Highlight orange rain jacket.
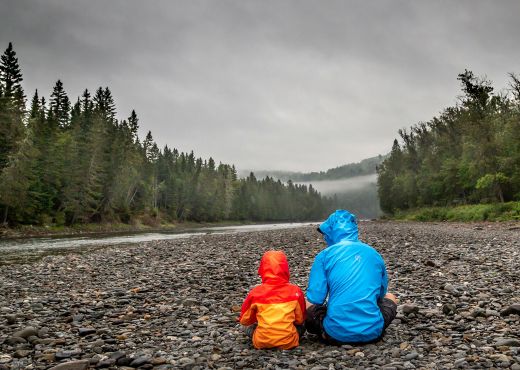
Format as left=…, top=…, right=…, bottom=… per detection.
left=239, top=250, right=306, bottom=349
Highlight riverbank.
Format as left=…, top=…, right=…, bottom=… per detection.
left=0, top=221, right=519, bottom=369
left=389, top=201, right=520, bottom=222
left=0, top=220, right=266, bottom=239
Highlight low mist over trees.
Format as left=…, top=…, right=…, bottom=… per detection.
left=249, top=156, right=385, bottom=219
left=249, top=155, right=384, bottom=182
left=0, top=42, right=327, bottom=226
left=378, top=70, right=520, bottom=214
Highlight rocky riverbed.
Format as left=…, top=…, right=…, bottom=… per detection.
left=1, top=221, right=519, bottom=370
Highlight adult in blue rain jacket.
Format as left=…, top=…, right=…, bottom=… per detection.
left=305, top=210, right=398, bottom=344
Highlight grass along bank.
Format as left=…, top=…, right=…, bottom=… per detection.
left=0, top=218, right=260, bottom=239
left=390, top=201, right=520, bottom=222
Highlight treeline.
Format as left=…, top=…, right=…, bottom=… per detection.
left=378, top=70, right=520, bottom=213
left=248, top=155, right=385, bottom=182
left=0, top=42, right=327, bottom=226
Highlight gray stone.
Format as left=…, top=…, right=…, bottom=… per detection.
left=442, top=303, right=457, bottom=315
left=49, top=360, right=90, bottom=370
left=501, top=304, right=520, bottom=316
left=401, top=304, right=419, bottom=315
left=404, top=351, right=419, bottom=360
left=13, top=349, right=31, bottom=358
left=56, top=350, right=82, bottom=360
left=108, top=351, right=126, bottom=361
left=453, top=358, right=467, bottom=368
left=130, top=356, right=151, bottom=367
left=13, top=326, right=38, bottom=339
left=96, top=357, right=116, bottom=368
left=471, top=307, right=486, bottom=318
left=6, top=336, right=26, bottom=345
left=78, top=327, right=96, bottom=336
left=494, top=338, right=520, bottom=347
left=183, top=298, right=199, bottom=307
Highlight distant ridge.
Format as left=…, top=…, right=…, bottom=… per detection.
left=241, top=155, right=386, bottom=182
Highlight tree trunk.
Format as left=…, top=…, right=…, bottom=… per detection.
left=2, top=206, right=8, bottom=226
left=496, top=184, right=505, bottom=203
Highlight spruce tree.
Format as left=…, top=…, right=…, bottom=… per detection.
left=0, top=42, right=26, bottom=170
left=0, top=42, right=23, bottom=98
left=49, top=80, right=71, bottom=128
left=128, top=110, right=139, bottom=141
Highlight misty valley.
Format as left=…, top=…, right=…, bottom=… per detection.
left=297, top=174, right=381, bottom=219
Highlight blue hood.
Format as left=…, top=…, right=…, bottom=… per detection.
left=318, top=210, right=359, bottom=246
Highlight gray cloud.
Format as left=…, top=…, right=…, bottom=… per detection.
left=1, top=0, right=519, bottom=172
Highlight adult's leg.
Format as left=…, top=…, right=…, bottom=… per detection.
left=378, top=292, right=398, bottom=331
left=305, top=304, right=327, bottom=336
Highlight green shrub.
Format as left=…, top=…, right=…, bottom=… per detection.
left=388, top=201, right=520, bottom=221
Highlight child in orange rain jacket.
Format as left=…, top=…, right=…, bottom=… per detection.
left=238, top=250, right=306, bottom=349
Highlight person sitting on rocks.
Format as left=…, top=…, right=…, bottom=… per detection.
left=238, top=250, right=306, bottom=349
left=305, top=209, right=398, bottom=344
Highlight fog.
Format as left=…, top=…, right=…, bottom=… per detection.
left=297, top=174, right=377, bottom=195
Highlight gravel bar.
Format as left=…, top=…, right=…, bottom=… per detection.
left=0, top=221, right=519, bottom=369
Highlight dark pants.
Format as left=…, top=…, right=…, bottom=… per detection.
left=305, top=298, right=397, bottom=345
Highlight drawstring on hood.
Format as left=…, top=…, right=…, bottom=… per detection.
left=258, top=250, right=290, bottom=284
left=318, top=209, right=359, bottom=246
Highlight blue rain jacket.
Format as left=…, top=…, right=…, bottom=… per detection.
left=306, top=210, right=388, bottom=343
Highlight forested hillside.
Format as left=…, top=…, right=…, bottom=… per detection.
left=378, top=70, right=520, bottom=214
left=0, top=43, right=327, bottom=226
left=248, top=155, right=384, bottom=182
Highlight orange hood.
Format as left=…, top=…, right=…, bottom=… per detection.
left=258, top=250, right=290, bottom=284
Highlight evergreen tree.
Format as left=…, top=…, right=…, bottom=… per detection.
left=128, top=109, right=139, bottom=142
left=0, top=43, right=329, bottom=226
left=378, top=70, right=520, bottom=213
left=0, top=42, right=23, bottom=98
left=0, top=42, right=26, bottom=170
left=49, top=80, right=71, bottom=128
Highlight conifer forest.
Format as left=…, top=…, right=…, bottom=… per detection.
left=0, top=42, right=328, bottom=226
left=377, top=70, right=520, bottom=214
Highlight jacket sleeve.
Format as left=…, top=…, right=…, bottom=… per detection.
left=239, top=290, right=257, bottom=326
left=294, top=287, right=306, bottom=324
left=379, top=259, right=388, bottom=299
left=306, top=252, right=328, bottom=305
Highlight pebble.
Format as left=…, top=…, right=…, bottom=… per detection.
left=494, top=338, right=520, bottom=347
left=13, top=326, right=38, bottom=339
left=501, top=304, right=520, bottom=316
left=0, top=222, right=518, bottom=369
left=48, top=360, right=90, bottom=370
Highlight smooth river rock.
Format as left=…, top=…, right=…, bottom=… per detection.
left=0, top=221, right=518, bottom=369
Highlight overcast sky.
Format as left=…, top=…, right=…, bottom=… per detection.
left=1, top=1, right=519, bottom=172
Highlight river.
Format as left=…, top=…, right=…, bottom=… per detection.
left=0, top=223, right=315, bottom=265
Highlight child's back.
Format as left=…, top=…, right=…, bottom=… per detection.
left=239, top=250, right=306, bottom=349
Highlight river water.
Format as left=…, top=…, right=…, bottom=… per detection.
left=0, top=223, right=315, bottom=265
